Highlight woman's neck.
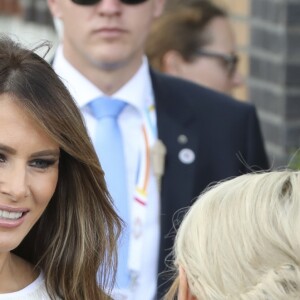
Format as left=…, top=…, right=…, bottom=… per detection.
left=0, top=252, right=37, bottom=293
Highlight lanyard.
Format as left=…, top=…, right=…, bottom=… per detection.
left=127, top=103, right=157, bottom=293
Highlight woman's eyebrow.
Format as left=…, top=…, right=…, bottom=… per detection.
left=0, top=143, right=60, bottom=158
left=30, top=149, right=60, bottom=158
left=0, top=143, right=16, bottom=154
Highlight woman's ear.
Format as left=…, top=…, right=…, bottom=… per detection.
left=162, top=50, right=186, bottom=76
left=178, top=266, right=197, bottom=300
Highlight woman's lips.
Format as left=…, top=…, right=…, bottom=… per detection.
left=0, top=207, right=29, bottom=228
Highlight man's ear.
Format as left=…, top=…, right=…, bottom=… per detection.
left=178, top=266, right=197, bottom=300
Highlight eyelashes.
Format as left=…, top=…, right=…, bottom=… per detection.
left=0, top=154, right=59, bottom=170
left=29, top=159, right=58, bottom=169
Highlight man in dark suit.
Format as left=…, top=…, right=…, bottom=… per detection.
left=47, top=0, right=268, bottom=298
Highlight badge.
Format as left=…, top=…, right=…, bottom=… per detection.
left=178, top=148, right=195, bottom=164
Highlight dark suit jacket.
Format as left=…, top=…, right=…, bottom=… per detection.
left=150, top=70, right=269, bottom=297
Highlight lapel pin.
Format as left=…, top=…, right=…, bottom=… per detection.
left=178, top=148, right=195, bottom=164
left=177, top=134, right=188, bottom=144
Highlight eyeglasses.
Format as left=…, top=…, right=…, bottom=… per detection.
left=194, top=49, right=239, bottom=77
left=71, top=0, right=148, bottom=5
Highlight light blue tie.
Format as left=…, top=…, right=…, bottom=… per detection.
left=89, top=97, right=130, bottom=289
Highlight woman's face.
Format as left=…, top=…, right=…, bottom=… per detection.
left=0, top=94, right=60, bottom=253
left=164, top=17, right=243, bottom=95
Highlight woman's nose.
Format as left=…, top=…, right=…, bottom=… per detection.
left=0, top=163, right=29, bottom=201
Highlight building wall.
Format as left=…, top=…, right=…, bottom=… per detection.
left=249, top=0, right=300, bottom=168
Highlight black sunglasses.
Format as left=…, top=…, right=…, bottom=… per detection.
left=194, top=49, right=239, bottom=77
left=71, top=0, right=148, bottom=5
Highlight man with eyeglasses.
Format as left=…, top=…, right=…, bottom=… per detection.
left=47, top=0, right=269, bottom=299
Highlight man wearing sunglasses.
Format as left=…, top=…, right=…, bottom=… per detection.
left=47, top=0, right=269, bottom=299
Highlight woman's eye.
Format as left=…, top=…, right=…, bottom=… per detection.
left=30, top=159, right=56, bottom=169
left=0, top=153, right=6, bottom=163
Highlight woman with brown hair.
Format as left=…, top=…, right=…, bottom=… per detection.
left=146, top=0, right=243, bottom=95
left=0, top=35, right=121, bottom=299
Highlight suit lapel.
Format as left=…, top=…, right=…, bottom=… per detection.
left=150, top=69, right=200, bottom=212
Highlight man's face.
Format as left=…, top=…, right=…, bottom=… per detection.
left=48, top=0, right=165, bottom=71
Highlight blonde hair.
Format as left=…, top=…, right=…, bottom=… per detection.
left=165, top=171, right=300, bottom=299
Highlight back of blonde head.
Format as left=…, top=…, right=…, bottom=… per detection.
left=167, top=171, right=300, bottom=299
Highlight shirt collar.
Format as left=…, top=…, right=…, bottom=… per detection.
left=53, top=45, right=153, bottom=112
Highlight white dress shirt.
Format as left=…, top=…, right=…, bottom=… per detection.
left=53, top=46, right=160, bottom=300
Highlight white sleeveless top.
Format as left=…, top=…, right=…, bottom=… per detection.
left=0, top=272, right=55, bottom=300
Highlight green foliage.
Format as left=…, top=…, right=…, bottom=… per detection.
left=288, top=149, right=300, bottom=170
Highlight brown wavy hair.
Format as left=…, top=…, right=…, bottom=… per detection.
left=0, top=35, right=122, bottom=299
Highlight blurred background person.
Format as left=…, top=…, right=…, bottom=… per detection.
left=165, top=170, right=300, bottom=299
left=146, top=0, right=243, bottom=95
